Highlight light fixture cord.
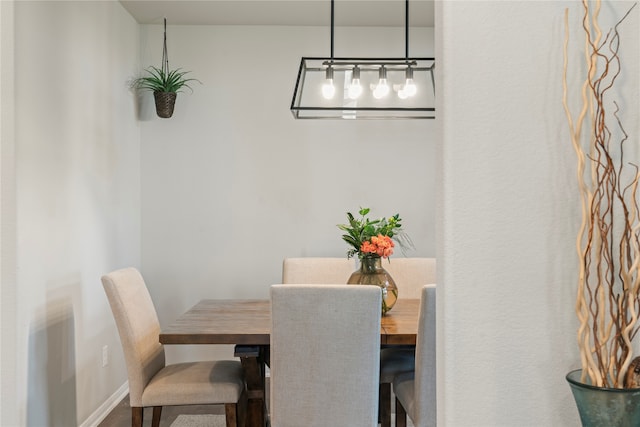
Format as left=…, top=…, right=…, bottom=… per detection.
left=330, top=0, right=334, bottom=61
left=162, top=18, right=169, bottom=74
left=405, top=0, right=409, bottom=59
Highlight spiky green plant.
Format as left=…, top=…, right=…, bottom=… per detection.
left=134, top=66, right=200, bottom=93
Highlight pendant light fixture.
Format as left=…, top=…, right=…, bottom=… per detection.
left=290, top=0, right=435, bottom=119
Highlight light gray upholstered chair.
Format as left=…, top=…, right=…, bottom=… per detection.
left=379, top=258, right=436, bottom=427
left=383, top=258, right=436, bottom=299
left=102, top=267, right=245, bottom=427
left=393, top=284, right=436, bottom=427
left=270, top=284, right=382, bottom=427
left=282, top=257, right=356, bottom=284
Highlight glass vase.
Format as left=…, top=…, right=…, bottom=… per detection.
left=348, top=257, right=398, bottom=315
left=566, top=369, right=640, bottom=426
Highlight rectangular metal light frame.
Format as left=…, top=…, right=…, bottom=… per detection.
left=290, top=57, right=435, bottom=120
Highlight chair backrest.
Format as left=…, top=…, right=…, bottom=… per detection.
left=414, top=284, right=437, bottom=427
left=383, top=258, right=436, bottom=299
left=281, top=257, right=355, bottom=284
left=101, top=267, right=166, bottom=407
left=270, top=284, right=382, bottom=427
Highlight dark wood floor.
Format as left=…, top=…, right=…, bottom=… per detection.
left=98, top=395, right=226, bottom=427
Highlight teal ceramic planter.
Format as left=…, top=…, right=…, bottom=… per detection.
left=566, top=369, right=640, bottom=426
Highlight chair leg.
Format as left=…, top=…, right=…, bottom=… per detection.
left=395, top=397, right=407, bottom=427
left=225, top=402, right=239, bottom=427
left=380, top=382, right=391, bottom=427
left=131, top=407, right=143, bottom=427
left=151, top=406, right=162, bottom=427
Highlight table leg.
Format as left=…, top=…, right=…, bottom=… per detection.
left=235, top=345, right=269, bottom=427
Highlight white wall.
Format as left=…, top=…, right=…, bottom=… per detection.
left=0, top=0, right=17, bottom=425
left=437, top=1, right=639, bottom=426
left=6, top=1, right=141, bottom=424
left=139, top=24, right=437, bottom=361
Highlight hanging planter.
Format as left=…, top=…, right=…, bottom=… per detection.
left=153, top=91, right=177, bottom=119
left=133, top=19, right=199, bottom=118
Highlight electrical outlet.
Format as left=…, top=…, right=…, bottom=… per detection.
left=102, top=345, right=109, bottom=367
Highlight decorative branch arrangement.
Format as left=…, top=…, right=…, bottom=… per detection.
left=563, top=0, right=639, bottom=388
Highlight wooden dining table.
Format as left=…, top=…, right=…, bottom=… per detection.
left=160, top=298, right=420, bottom=427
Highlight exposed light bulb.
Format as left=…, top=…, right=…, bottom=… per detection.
left=400, top=66, right=417, bottom=98
left=348, top=67, right=362, bottom=99
left=322, top=65, right=335, bottom=99
left=373, top=66, right=389, bottom=99
left=322, top=80, right=335, bottom=99
left=373, top=79, right=389, bottom=99
left=403, top=78, right=417, bottom=97
left=348, top=80, right=362, bottom=99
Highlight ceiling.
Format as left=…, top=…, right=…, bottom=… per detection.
left=119, top=0, right=435, bottom=27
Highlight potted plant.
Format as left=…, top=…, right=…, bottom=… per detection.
left=337, top=207, right=412, bottom=314
left=134, top=65, right=199, bottom=118
left=134, top=18, right=200, bottom=119
left=562, top=1, right=640, bottom=424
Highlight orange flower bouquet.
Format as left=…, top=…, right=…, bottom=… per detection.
left=338, top=207, right=411, bottom=260
left=360, top=235, right=395, bottom=258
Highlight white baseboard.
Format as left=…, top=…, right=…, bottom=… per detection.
left=79, top=382, right=128, bottom=427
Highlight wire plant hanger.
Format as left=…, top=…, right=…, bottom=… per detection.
left=161, top=18, right=170, bottom=79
